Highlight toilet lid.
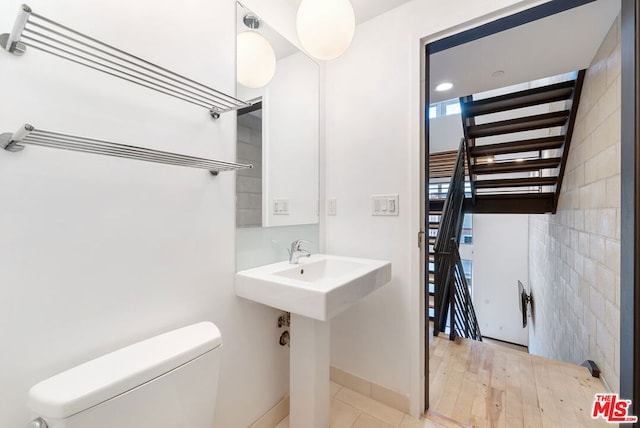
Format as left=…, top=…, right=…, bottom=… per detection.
left=28, top=322, right=222, bottom=419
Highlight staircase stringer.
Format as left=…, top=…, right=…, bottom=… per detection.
left=552, top=69, right=586, bottom=213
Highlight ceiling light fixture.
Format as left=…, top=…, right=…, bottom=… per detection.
left=435, top=82, right=453, bottom=92
left=237, top=14, right=276, bottom=89
left=296, top=0, right=355, bottom=61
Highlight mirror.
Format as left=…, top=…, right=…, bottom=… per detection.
left=235, top=3, right=319, bottom=228
left=235, top=3, right=320, bottom=271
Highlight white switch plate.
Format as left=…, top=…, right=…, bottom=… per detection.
left=327, top=198, right=337, bottom=216
left=273, top=199, right=290, bottom=215
left=372, top=194, right=399, bottom=216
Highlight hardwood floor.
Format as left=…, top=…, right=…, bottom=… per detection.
left=429, top=335, right=610, bottom=427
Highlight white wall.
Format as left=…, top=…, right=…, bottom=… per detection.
left=0, top=1, right=288, bottom=426
left=430, top=114, right=463, bottom=153
left=324, top=0, right=549, bottom=414
left=236, top=224, right=320, bottom=271
left=265, top=52, right=319, bottom=226
left=472, top=214, right=529, bottom=345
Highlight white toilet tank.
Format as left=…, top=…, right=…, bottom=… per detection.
left=27, top=322, right=222, bottom=428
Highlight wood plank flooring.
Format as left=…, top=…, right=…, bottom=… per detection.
left=429, top=335, right=609, bottom=427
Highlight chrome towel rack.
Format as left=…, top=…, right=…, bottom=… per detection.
left=0, top=4, right=250, bottom=119
left=1, top=124, right=253, bottom=175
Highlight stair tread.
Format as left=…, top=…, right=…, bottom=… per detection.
left=471, top=193, right=555, bottom=213
left=470, top=135, right=565, bottom=157
left=475, top=192, right=555, bottom=200
left=473, top=157, right=561, bottom=174
left=467, top=110, right=569, bottom=139
left=474, top=176, right=558, bottom=188
left=462, top=80, right=575, bottom=117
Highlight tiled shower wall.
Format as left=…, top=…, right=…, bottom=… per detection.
left=528, top=15, right=621, bottom=392
left=237, top=114, right=263, bottom=227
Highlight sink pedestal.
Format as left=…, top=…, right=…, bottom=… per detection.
left=290, top=314, right=330, bottom=428
left=235, top=254, right=392, bottom=428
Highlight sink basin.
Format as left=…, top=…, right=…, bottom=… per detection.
left=235, top=254, right=391, bottom=321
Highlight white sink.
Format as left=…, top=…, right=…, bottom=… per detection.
left=235, top=253, right=391, bottom=428
left=235, top=254, right=392, bottom=321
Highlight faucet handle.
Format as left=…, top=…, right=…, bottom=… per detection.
left=293, top=239, right=310, bottom=250
left=288, top=240, right=312, bottom=264
left=288, top=239, right=310, bottom=256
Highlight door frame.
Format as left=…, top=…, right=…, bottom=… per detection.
left=620, top=0, right=639, bottom=425
left=419, top=0, right=638, bottom=416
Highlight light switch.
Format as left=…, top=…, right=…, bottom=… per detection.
left=273, top=199, right=290, bottom=215
left=327, top=198, right=337, bottom=216
left=372, top=194, right=399, bottom=216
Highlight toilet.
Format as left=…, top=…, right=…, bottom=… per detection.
left=26, top=322, right=222, bottom=428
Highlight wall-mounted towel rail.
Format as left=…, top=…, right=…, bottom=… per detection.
left=1, top=124, right=253, bottom=175
left=0, top=4, right=250, bottom=119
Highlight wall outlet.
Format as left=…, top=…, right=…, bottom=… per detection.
left=372, top=194, right=399, bottom=216
left=273, top=199, right=289, bottom=215
left=327, top=198, right=337, bottom=216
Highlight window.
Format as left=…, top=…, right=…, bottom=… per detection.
left=428, top=182, right=449, bottom=199
left=428, top=98, right=462, bottom=119
left=429, top=182, right=471, bottom=199
left=461, top=214, right=473, bottom=244
left=444, top=101, right=461, bottom=115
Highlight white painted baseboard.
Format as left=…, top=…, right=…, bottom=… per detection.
left=249, top=396, right=289, bottom=428
left=330, top=366, right=410, bottom=413
left=249, top=366, right=410, bottom=427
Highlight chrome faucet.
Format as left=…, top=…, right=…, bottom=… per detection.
left=288, top=239, right=311, bottom=264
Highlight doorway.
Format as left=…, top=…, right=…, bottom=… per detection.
left=421, top=0, right=637, bottom=420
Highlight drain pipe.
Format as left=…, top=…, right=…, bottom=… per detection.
left=279, top=330, right=290, bottom=347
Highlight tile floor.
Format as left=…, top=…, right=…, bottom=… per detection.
left=274, top=382, right=444, bottom=428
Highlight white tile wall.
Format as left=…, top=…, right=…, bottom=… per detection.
left=237, top=118, right=263, bottom=227
left=528, top=15, right=621, bottom=393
